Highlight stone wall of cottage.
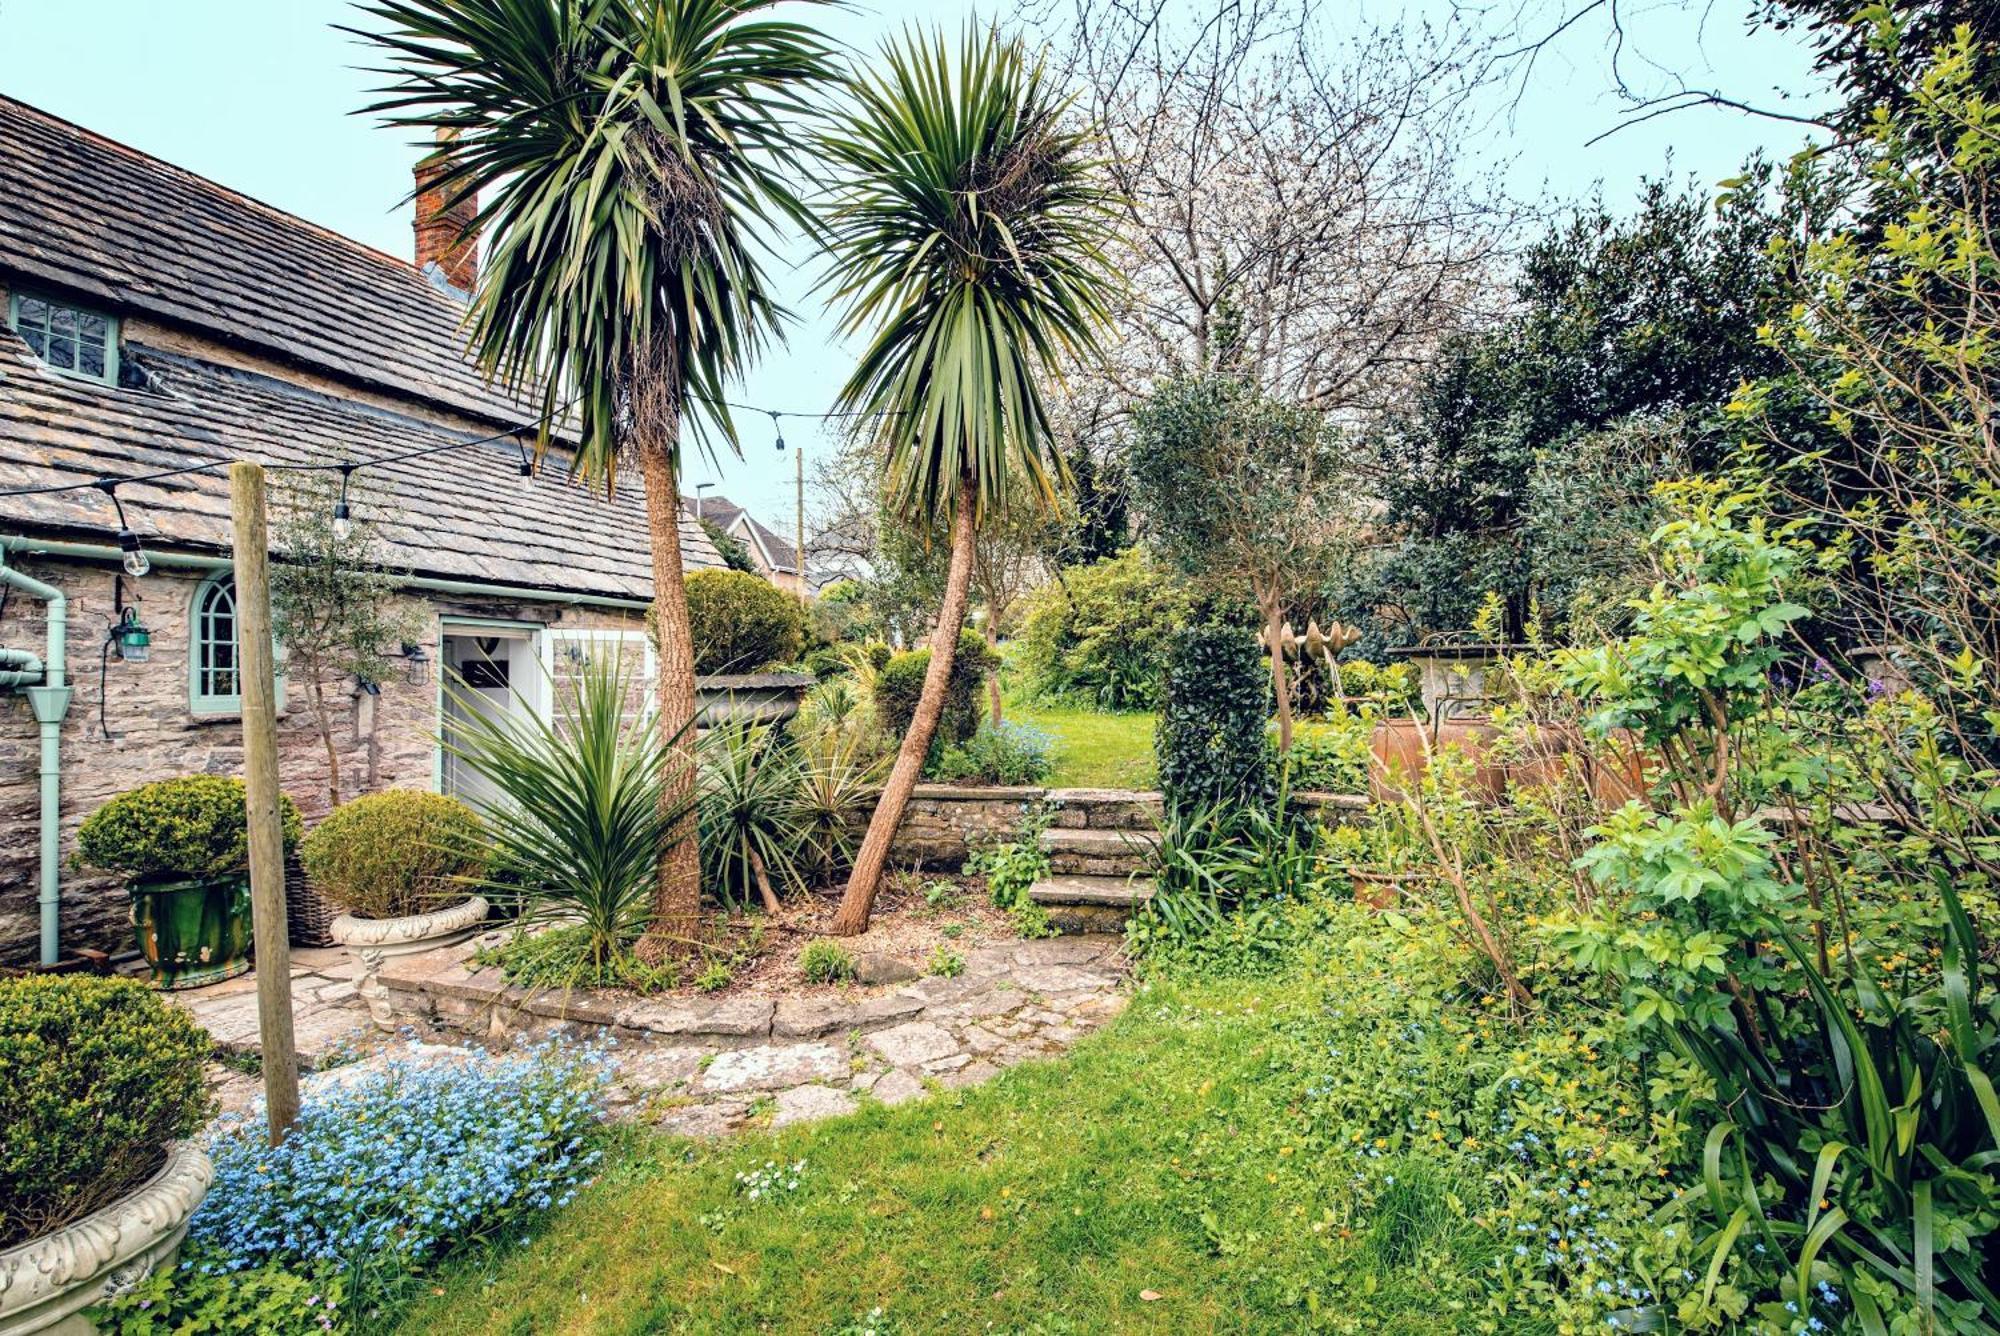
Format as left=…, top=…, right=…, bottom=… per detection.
left=0, top=552, right=644, bottom=966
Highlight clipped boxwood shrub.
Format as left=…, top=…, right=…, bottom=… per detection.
left=0, top=974, right=211, bottom=1247
left=681, top=569, right=806, bottom=674
left=301, top=789, right=486, bottom=920
left=873, top=630, right=1001, bottom=748
left=1157, top=608, right=1273, bottom=812
left=74, top=775, right=301, bottom=884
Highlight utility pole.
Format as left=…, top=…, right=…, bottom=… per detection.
left=229, top=461, right=300, bottom=1145
left=795, top=445, right=807, bottom=605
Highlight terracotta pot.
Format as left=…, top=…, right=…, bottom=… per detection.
left=1367, top=717, right=1506, bottom=802
left=1584, top=728, right=1655, bottom=806
left=1349, top=870, right=1416, bottom=911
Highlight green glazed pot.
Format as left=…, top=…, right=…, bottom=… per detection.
left=128, top=875, right=252, bottom=990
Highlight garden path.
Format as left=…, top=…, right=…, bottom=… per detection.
left=176, top=936, right=1130, bottom=1137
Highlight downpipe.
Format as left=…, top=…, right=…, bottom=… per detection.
left=0, top=550, right=70, bottom=966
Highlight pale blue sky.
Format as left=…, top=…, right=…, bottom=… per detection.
left=0, top=1, right=1829, bottom=528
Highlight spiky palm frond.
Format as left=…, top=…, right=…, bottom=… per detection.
left=354, top=0, right=835, bottom=485
left=817, top=24, right=1119, bottom=522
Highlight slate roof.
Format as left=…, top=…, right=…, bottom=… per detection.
left=683, top=492, right=798, bottom=575
left=0, top=93, right=718, bottom=596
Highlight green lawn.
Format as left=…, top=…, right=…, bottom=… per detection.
left=1007, top=701, right=1156, bottom=789
left=391, top=906, right=1661, bottom=1335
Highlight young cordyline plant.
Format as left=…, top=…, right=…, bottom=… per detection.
left=442, top=652, right=693, bottom=971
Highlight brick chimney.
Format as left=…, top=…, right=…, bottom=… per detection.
left=412, top=127, right=478, bottom=295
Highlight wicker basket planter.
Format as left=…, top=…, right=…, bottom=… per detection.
left=283, top=852, right=344, bottom=948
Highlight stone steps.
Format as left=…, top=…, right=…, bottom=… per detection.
left=1027, top=872, right=1154, bottom=934
left=1047, top=787, right=1164, bottom=830
left=1039, top=825, right=1158, bottom=876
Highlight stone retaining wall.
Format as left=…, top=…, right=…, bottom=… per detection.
left=883, top=783, right=1368, bottom=871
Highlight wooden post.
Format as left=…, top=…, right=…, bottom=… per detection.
left=229, top=461, right=301, bottom=1144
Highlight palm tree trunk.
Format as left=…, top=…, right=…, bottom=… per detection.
left=830, top=472, right=979, bottom=936
left=636, top=439, right=704, bottom=960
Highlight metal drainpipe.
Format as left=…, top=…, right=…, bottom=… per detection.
left=0, top=550, right=70, bottom=966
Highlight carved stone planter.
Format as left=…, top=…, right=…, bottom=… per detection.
left=694, top=672, right=814, bottom=728
left=332, top=896, right=489, bottom=1031
left=0, top=1143, right=212, bottom=1335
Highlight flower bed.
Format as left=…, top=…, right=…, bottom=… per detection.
left=91, top=1036, right=612, bottom=1332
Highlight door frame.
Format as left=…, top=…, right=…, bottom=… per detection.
left=433, top=616, right=546, bottom=794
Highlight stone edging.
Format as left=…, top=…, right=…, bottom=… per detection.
left=378, top=935, right=1125, bottom=1050
left=0, top=1142, right=213, bottom=1333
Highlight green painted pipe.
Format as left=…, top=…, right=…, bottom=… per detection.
left=0, top=549, right=70, bottom=966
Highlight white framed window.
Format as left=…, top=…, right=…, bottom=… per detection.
left=542, top=628, right=656, bottom=734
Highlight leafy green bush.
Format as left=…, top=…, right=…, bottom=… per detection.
left=931, top=721, right=1055, bottom=786
left=300, top=789, right=486, bottom=919
left=74, top=776, right=301, bottom=884
left=1156, top=612, right=1272, bottom=813
left=799, top=940, right=856, bottom=984
left=0, top=975, right=211, bottom=1246
left=682, top=568, right=806, bottom=674
left=1015, top=548, right=1187, bottom=708
left=872, top=630, right=1001, bottom=748
left=966, top=812, right=1052, bottom=909
left=1282, top=715, right=1373, bottom=792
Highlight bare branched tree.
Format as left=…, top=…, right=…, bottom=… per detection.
left=1026, top=0, right=1519, bottom=420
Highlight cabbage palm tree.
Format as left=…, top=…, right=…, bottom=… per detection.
left=818, top=27, right=1118, bottom=934
left=356, top=0, right=833, bottom=955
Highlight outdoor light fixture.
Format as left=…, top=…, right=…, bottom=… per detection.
left=111, top=607, right=151, bottom=663
left=400, top=642, right=431, bottom=686
left=513, top=435, right=534, bottom=477
left=769, top=411, right=787, bottom=452
left=332, top=464, right=356, bottom=540
left=95, top=480, right=150, bottom=577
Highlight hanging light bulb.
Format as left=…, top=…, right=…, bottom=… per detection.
left=770, top=411, right=787, bottom=451
left=117, top=528, right=149, bottom=578
left=95, top=479, right=149, bottom=577
left=332, top=464, right=355, bottom=540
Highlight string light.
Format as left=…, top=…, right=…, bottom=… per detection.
left=769, top=411, right=787, bottom=452
left=93, top=479, right=149, bottom=577
left=331, top=463, right=356, bottom=540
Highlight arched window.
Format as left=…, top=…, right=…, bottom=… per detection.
left=189, top=572, right=283, bottom=715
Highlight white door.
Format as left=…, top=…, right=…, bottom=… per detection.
left=440, top=629, right=541, bottom=812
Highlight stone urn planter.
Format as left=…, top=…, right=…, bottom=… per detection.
left=0, top=1143, right=212, bottom=1336
left=1386, top=642, right=1530, bottom=723
left=333, top=895, right=489, bottom=1031
left=694, top=671, right=814, bottom=728
left=127, top=876, right=253, bottom=991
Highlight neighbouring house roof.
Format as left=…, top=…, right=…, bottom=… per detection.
left=0, top=94, right=719, bottom=596
left=682, top=493, right=799, bottom=577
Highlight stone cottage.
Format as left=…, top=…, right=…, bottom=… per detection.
left=0, top=95, right=723, bottom=966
